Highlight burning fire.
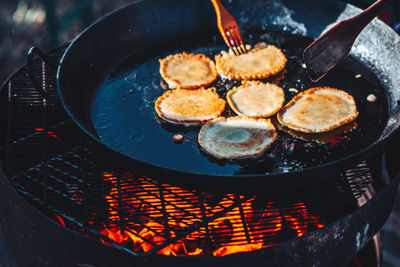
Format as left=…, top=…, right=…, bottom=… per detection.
left=83, top=172, right=326, bottom=257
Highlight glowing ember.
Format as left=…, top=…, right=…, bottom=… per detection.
left=34, top=128, right=59, bottom=138
left=91, top=172, right=325, bottom=256
left=329, top=136, right=345, bottom=148
left=53, top=214, right=66, bottom=227
left=51, top=172, right=325, bottom=256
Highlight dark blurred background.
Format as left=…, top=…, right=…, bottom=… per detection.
left=0, top=0, right=399, bottom=266
left=0, top=0, right=134, bottom=83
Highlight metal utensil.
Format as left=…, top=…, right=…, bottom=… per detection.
left=211, top=0, right=247, bottom=55
left=303, top=0, right=392, bottom=82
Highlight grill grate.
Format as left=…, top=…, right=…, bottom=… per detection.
left=0, top=46, right=381, bottom=257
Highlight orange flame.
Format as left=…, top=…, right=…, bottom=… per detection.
left=93, top=172, right=326, bottom=256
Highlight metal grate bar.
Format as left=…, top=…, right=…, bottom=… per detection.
left=238, top=201, right=252, bottom=244
left=10, top=178, right=142, bottom=257
left=198, top=195, right=214, bottom=255
left=159, top=188, right=172, bottom=240
left=115, top=172, right=126, bottom=235
left=144, top=195, right=253, bottom=256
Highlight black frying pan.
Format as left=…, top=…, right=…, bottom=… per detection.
left=56, top=0, right=400, bottom=192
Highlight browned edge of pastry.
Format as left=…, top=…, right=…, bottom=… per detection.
left=198, top=116, right=278, bottom=159
left=226, top=80, right=285, bottom=118
left=159, top=52, right=218, bottom=89
left=277, top=87, right=359, bottom=133
left=214, top=45, right=287, bottom=80
left=155, top=87, right=226, bottom=125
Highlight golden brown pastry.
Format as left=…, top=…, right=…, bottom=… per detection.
left=275, top=119, right=358, bottom=144
left=214, top=44, right=287, bottom=80
left=159, top=52, right=218, bottom=89
left=198, top=116, right=277, bottom=159
left=155, top=87, right=225, bottom=125
left=277, top=87, right=358, bottom=133
left=227, top=81, right=284, bottom=118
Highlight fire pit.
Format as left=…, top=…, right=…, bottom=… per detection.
left=1, top=0, right=400, bottom=266
left=0, top=45, right=398, bottom=266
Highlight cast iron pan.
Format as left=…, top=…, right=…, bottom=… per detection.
left=57, top=0, right=400, bottom=192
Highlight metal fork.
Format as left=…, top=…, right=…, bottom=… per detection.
left=211, top=0, right=247, bottom=55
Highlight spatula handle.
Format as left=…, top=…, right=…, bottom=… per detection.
left=352, top=0, right=392, bottom=32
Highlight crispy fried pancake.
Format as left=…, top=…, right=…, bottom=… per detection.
left=227, top=81, right=284, bottom=118
left=277, top=87, right=358, bottom=133
left=274, top=118, right=358, bottom=144
left=155, top=87, right=225, bottom=125
left=214, top=44, right=287, bottom=80
left=198, top=116, right=277, bottom=159
left=159, top=52, right=218, bottom=89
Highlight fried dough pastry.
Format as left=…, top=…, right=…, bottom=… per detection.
left=155, top=87, right=225, bottom=125
left=214, top=44, right=287, bottom=80
left=227, top=81, right=284, bottom=118
left=159, top=52, right=218, bottom=89
left=277, top=87, right=358, bottom=133
left=275, top=118, right=358, bottom=144
left=198, top=116, right=277, bottom=159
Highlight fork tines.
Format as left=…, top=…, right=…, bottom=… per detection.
left=211, top=0, right=248, bottom=56
left=225, top=26, right=247, bottom=55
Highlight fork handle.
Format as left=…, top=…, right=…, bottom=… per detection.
left=210, top=0, right=232, bottom=46
left=210, top=0, right=229, bottom=21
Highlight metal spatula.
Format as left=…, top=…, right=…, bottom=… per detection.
left=303, top=0, right=392, bottom=82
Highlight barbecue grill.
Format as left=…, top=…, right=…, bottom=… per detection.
left=0, top=41, right=398, bottom=267
left=1, top=0, right=400, bottom=266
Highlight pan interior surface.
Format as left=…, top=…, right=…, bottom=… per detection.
left=91, top=29, right=388, bottom=176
